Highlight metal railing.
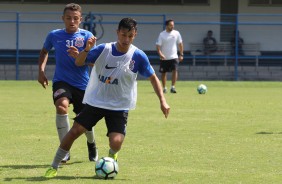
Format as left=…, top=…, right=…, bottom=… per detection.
left=1, top=12, right=282, bottom=80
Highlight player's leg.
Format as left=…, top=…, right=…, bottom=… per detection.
left=161, top=73, right=167, bottom=93
left=55, top=98, right=71, bottom=163
left=159, top=60, right=167, bottom=93
left=171, top=70, right=177, bottom=93
left=108, top=133, right=124, bottom=161
left=45, top=104, right=102, bottom=178
left=53, top=82, right=72, bottom=163
left=171, top=59, right=179, bottom=93
left=105, top=110, right=128, bottom=161
left=85, top=129, right=98, bottom=162
left=72, top=87, right=98, bottom=162
left=45, top=122, right=86, bottom=178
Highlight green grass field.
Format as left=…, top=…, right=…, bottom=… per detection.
left=0, top=80, right=282, bottom=184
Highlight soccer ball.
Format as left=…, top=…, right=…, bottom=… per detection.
left=197, top=84, right=207, bottom=94
left=95, top=157, right=119, bottom=179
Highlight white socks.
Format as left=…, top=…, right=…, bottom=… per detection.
left=52, top=147, right=68, bottom=169
left=56, top=114, right=70, bottom=142
left=85, top=130, right=95, bottom=144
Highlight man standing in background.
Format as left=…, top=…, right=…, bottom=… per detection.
left=156, top=19, right=184, bottom=93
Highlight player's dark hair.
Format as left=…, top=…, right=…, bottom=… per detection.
left=165, top=19, right=174, bottom=26
left=118, top=18, right=137, bottom=31
left=63, top=3, right=82, bottom=15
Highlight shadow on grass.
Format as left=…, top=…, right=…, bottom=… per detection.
left=2, top=163, right=128, bottom=182
left=256, top=131, right=282, bottom=134
left=4, top=175, right=128, bottom=182
left=0, top=161, right=83, bottom=170
left=0, top=164, right=49, bottom=170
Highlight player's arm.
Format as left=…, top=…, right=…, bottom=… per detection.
left=75, top=36, right=96, bottom=66
left=38, top=48, right=49, bottom=89
left=178, top=42, right=184, bottom=62
left=149, top=73, right=170, bottom=118
left=67, top=46, right=79, bottom=58
left=156, top=45, right=165, bottom=60
left=68, top=46, right=94, bottom=67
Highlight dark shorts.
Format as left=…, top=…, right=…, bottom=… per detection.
left=159, top=59, right=179, bottom=73
left=74, top=104, right=128, bottom=136
left=52, top=81, right=85, bottom=114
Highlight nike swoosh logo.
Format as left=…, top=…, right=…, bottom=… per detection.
left=57, top=127, right=66, bottom=130
left=105, top=64, right=117, bottom=69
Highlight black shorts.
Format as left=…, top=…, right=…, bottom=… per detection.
left=52, top=81, right=85, bottom=114
left=74, top=104, right=128, bottom=136
left=159, top=59, right=179, bottom=73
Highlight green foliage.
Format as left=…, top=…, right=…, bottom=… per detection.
left=0, top=81, right=282, bottom=184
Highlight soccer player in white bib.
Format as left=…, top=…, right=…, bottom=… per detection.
left=44, top=17, right=170, bottom=178
left=38, top=3, right=97, bottom=164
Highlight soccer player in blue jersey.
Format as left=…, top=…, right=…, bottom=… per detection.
left=44, top=17, right=170, bottom=178
left=38, top=3, right=98, bottom=164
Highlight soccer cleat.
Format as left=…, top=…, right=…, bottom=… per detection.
left=87, top=142, right=98, bottom=162
left=108, top=152, right=118, bottom=162
left=170, top=88, right=177, bottom=93
left=44, top=167, right=57, bottom=178
left=163, top=88, right=167, bottom=93
left=60, top=153, right=70, bottom=164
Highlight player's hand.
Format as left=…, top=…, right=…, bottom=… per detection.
left=160, top=54, right=166, bottom=60
left=38, top=71, right=48, bottom=89
left=85, top=36, right=97, bottom=51
left=161, top=102, right=170, bottom=118
left=179, top=55, right=184, bottom=62
left=67, top=46, right=79, bottom=58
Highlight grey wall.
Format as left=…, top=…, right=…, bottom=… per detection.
left=0, top=0, right=282, bottom=51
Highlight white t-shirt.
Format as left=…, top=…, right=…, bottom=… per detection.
left=156, top=30, right=183, bottom=60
